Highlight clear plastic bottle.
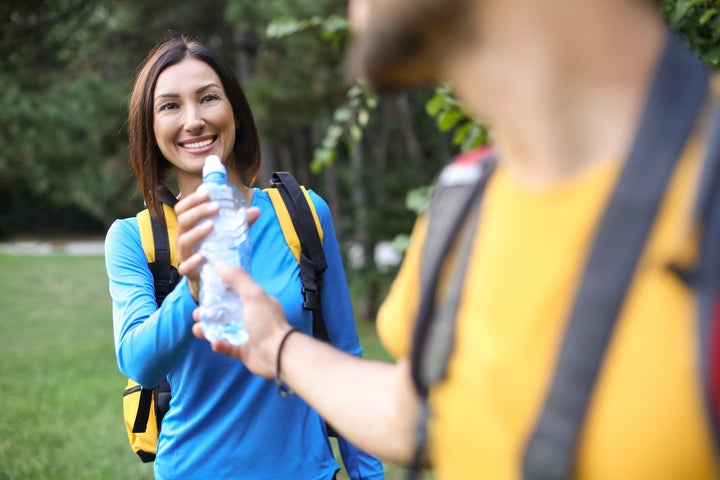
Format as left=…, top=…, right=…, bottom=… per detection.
left=197, top=155, right=252, bottom=345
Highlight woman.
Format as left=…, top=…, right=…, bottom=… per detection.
left=105, top=36, right=383, bottom=480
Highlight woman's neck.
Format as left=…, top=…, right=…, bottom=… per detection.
left=176, top=168, right=254, bottom=205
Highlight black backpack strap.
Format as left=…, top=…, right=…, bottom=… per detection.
left=148, top=185, right=180, bottom=306
left=148, top=216, right=175, bottom=305
left=157, top=184, right=178, bottom=209
left=268, top=172, right=339, bottom=438
left=132, top=388, right=154, bottom=433
left=270, top=172, right=330, bottom=342
left=146, top=185, right=179, bottom=428
left=406, top=152, right=496, bottom=479
left=523, top=32, right=711, bottom=480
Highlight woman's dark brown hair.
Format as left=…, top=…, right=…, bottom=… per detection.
left=127, top=36, right=260, bottom=221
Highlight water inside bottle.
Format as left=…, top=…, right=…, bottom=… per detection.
left=199, top=281, right=249, bottom=345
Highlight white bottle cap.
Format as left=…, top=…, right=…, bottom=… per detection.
left=203, top=155, right=226, bottom=177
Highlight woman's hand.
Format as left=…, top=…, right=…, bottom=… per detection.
left=174, top=187, right=260, bottom=301
left=191, top=262, right=291, bottom=378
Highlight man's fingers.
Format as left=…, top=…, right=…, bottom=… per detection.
left=216, top=262, right=258, bottom=297
left=210, top=339, right=241, bottom=357
left=192, top=319, right=244, bottom=358
left=192, top=306, right=245, bottom=356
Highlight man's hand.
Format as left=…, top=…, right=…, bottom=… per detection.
left=192, top=262, right=292, bottom=379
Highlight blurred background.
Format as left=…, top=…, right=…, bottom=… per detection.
left=0, top=0, right=461, bottom=319
left=0, top=1, right=718, bottom=478
left=1, top=0, right=718, bottom=314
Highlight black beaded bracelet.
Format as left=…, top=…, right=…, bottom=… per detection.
left=275, top=328, right=301, bottom=397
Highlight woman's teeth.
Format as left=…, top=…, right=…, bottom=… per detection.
left=184, top=139, right=213, bottom=149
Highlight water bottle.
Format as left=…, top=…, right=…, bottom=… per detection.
left=197, top=155, right=252, bottom=345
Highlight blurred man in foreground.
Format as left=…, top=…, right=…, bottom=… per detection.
left=175, top=0, right=720, bottom=477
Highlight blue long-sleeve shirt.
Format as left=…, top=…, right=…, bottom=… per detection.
left=106, top=188, right=384, bottom=480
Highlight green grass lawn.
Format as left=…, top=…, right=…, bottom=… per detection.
left=0, top=253, right=413, bottom=479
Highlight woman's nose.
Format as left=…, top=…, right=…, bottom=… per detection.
left=184, top=106, right=205, bottom=133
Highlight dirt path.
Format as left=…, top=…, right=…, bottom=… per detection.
left=0, top=239, right=105, bottom=256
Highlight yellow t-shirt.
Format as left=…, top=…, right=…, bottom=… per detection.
left=377, top=141, right=719, bottom=478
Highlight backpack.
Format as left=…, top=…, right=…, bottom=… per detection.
left=406, top=34, right=720, bottom=479
left=122, top=172, right=333, bottom=463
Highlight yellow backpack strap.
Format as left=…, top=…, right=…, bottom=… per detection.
left=163, top=204, right=179, bottom=269
left=136, top=208, right=155, bottom=263
left=136, top=204, right=179, bottom=268
left=136, top=198, right=179, bottom=307
left=265, top=186, right=323, bottom=263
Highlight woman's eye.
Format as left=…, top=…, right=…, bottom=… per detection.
left=157, top=102, right=178, bottom=112
left=202, top=93, right=221, bottom=103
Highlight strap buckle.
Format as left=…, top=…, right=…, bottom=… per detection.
left=301, top=286, right=320, bottom=311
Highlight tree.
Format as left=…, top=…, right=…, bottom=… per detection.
left=221, top=3, right=451, bottom=317
left=0, top=0, right=238, bottom=236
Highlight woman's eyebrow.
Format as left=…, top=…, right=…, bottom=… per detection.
left=154, top=92, right=179, bottom=102
left=196, top=83, right=221, bottom=94
left=154, top=84, right=221, bottom=102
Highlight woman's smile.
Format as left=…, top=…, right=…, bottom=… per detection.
left=179, top=135, right=217, bottom=152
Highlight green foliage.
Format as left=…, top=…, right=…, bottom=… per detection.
left=425, top=85, right=491, bottom=152
left=391, top=183, right=436, bottom=251
left=267, top=14, right=350, bottom=49
left=226, top=0, right=349, bottom=146
left=1, top=0, right=103, bottom=88
left=661, top=0, right=720, bottom=68
left=313, top=82, right=380, bottom=172
left=404, top=185, right=436, bottom=216
left=0, top=0, right=137, bottom=231
left=0, top=70, right=134, bottom=227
